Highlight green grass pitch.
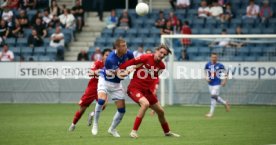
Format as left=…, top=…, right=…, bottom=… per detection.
left=0, top=104, right=276, bottom=145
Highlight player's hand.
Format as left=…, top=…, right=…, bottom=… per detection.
left=117, top=69, right=129, bottom=78
left=221, top=82, right=226, bottom=87
left=205, top=77, right=211, bottom=82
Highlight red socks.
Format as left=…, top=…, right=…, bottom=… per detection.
left=133, top=116, right=143, bottom=131
left=73, top=111, right=83, bottom=124
left=161, top=122, right=170, bottom=133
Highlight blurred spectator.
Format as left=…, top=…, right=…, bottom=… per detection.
left=105, top=9, right=118, bottom=29
left=221, top=3, right=232, bottom=22
left=230, top=26, right=245, bottom=48
left=169, top=0, right=176, bottom=10
left=168, top=11, right=181, bottom=32
left=145, top=49, right=152, bottom=54
left=72, top=0, right=84, bottom=32
left=133, top=46, right=144, bottom=57
left=28, top=29, right=43, bottom=47
left=198, top=0, right=210, bottom=18
left=117, top=10, right=132, bottom=30
left=2, top=8, right=13, bottom=22
left=16, top=10, right=29, bottom=28
left=176, top=0, right=190, bottom=9
left=209, top=29, right=230, bottom=47
left=7, top=0, right=19, bottom=9
left=161, top=21, right=173, bottom=35
left=31, top=11, right=43, bottom=24
left=42, top=9, right=52, bottom=27
left=155, top=11, right=166, bottom=29
left=181, top=21, right=192, bottom=49
left=1, top=0, right=8, bottom=8
left=32, top=18, right=47, bottom=38
left=0, top=44, right=14, bottom=61
left=22, top=0, right=37, bottom=9
left=243, top=0, right=259, bottom=19
left=93, top=0, right=104, bottom=21
left=209, top=1, right=223, bottom=20
left=259, top=0, right=273, bottom=23
left=91, top=47, right=102, bottom=61
left=178, top=50, right=189, bottom=61
left=50, top=27, right=64, bottom=48
left=59, top=9, right=75, bottom=30
left=49, top=0, right=61, bottom=16
left=0, top=20, right=9, bottom=39
left=77, top=50, right=88, bottom=61
left=8, top=20, right=23, bottom=38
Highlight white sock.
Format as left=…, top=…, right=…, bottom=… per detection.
left=90, top=111, right=94, bottom=116
left=110, top=111, right=124, bottom=130
left=217, top=96, right=226, bottom=105
left=210, top=98, right=217, bottom=115
left=93, top=103, right=103, bottom=125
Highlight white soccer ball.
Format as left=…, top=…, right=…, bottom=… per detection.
left=135, top=2, right=149, bottom=16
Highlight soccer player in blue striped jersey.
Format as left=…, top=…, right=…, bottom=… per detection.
left=91, top=38, right=134, bottom=137
left=204, top=53, right=230, bottom=118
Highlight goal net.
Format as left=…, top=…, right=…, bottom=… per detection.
left=159, top=34, right=276, bottom=106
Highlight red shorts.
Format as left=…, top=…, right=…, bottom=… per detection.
left=127, top=87, right=158, bottom=105
left=78, top=87, right=98, bottom=107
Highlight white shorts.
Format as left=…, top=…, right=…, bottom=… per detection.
left=208, top=85, right=220, bottom=96
left=97, top=76, right=126, bottom=100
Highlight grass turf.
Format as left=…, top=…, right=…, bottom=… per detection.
left=0, top=104, right=276, bottom=145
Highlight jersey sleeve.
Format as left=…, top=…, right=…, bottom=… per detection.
left=105, top=58, right=114, bottom=69
left=204, top=63, right=209, bottom=70
left=119, top=54, right=149, bottom=69
left=127, top=50, right=134, bottom=59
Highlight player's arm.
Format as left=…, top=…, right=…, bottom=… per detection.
left=220, top=65, right=228, bottom=87
left=88, top=62, right=101, bottom=77
left=204, top=64, right=211, bottom=82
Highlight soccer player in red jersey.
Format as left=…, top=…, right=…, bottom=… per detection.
left=119, top=44, right=180, bottom=138
left=69, top=49, right=111, bottom=131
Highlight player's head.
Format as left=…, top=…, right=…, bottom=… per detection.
left=115, top=38, right=127, bottom=55
left=145, top=49, right=152, bottom=54
left=210, top=53, right=218, bottom=63
left=102, top=48, right=111, bottom=62
left=154, top=44, right=171, bottom=61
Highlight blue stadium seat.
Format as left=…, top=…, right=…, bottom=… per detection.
left=250, top=47, right=263, bottom=56
left=137, top=28, right=150, bottom=37
left=205, top=19, right=217, bottom=29
left=133, top=19, right=144, bottom=28
left=191, top=28, right=199, bottom=34
left=132, top=38, right=143, bottom=46
left=270, top=56, right=276, bottom=61
left=199, top=29, right=211, bottom=34
left=17, top=38, right=28, bottom=47
left=236, top=47, right=250, bottom=56
left=34, top=47, right=45, bottom=56
left=39, top=56, right=53, bottom=61
left=150, top=28, right=161, bottom=37
left=114, top=29, right=126, bottom=37
left=193, top=18, right=205, bottom=28
left=257, top=56, right=269, bottom=61
left=212, top=48, right=224, bottom=55
left=102, top=28, right=113, bottom=37
left=262, top=28, right=275, bottom=34
left=212, top=29, right=222, bottom=34
left=23, top=28, right=32, bottom=37
left=190, top=56, right=205, bottom=61
left=144, top=38, right=155, bottom=47
left=105, top=37, right=116, bottom=46
left=224, top=48, right=236, bottom=56
left=230, top=19, right=242, bottom=28
left=186, top=47, right=198, bottom=56
left=244, top=56, right=257, bottom=61
left=43, top=38, right=50, bottom=46
left=25, top=55, right=39, bottom=61
left=198, top=47, right=211, bottom=56
left=126, top=28, right=138, bottom=38
left=46, top=47, right=57, bottom=59
left=21, top=47, right=33, bottom=56
left=242, top=18, right=256, bottom=28
left=249, top=29, right=261, bottom=34
left=5, top=38, right=16, bottom=46
left=9, top=47, right=21, bottom=56
left=95, top=37, right=106, bottom=47
left=232, top=56, right=243, bottom=61
left=227, top=28, right=236, bottom=34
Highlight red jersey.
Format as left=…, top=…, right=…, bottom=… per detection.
left=85, top=60, right=104, bottom=94
left=120, top=54, right=165, bottom=91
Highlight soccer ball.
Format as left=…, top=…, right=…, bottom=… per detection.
left=135, top=2, right=149, bottom=16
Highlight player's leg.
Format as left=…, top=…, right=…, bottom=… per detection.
left=69, top=106, right=88, bottom=131
left=88, top=96, right=108, bottom=126
left=206, top=85, right=217, bottom=117
left=108, top=99, right=125, bottom=137
left=215, top=86, right=230, bottom=112
left=150, top=103, right=180, bottom=137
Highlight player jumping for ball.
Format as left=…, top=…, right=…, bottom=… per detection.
left=204, top=53, right=230, bottom=118
left=119, top=44, right=180, bottom=138
left=91, top=38, right=134, bottom=137
left=68, top=49, right=111, bottom=131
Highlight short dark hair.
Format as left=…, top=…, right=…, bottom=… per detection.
left=211, top=52, right=218, bottom=56
left=102, top=48, right=112, bottom=56
left=115, top=38, right=126, bottom=47
left=156, top=44, right=172, bottom=55
left=184, top=21, right=189, bottom=25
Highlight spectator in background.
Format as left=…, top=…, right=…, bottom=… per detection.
left=145, top=49, right=152, bottom=54
left=22, top=0, right=36, bottom=9
left=133, top=46, right=144, bottom=57
left=50, top=27, right=65, bottom=60
left=16, top=10, right=29, bottom=28
left=259, top=0, right=273, bottom=23
left=178, top=50, right=189, bottom=61
left=243, top=0, right=259, bottom=19
left=28, top=29, right=43, bottom=47
left=155, top=11, right=166, bottom=29
left=8, top=20, right=23, bottom=38
left=169, top=0, right=176, bottom=10
left=176, top=0, right=190, bottom=9
left=59, top=9, right=76, bottom=30
left=1, top=0, right=8, bottom=8
left=168, top=11, right=181, bottom=33
left=209, top=29, right=230, bottom=47
left=0, top=20, right=9, bottom=39
left=77, top=49, right=88, bottom=61
left=0, top=44, right=14, bottom=61
left=2, top=8, right=13, bottom=22
left=230, top=26, right=245, bottom=48
left=221, top=3, right=232, bottom=22
left=161, top=20, right=173, bottom=35
left=198, top=0, right=210, bottom=18
left=42, top=9, right=52, bottom=27
left=105, top=9, right=118, bottom=29
left=31, top=11, right=43, bottom=24
left=209, top=1, right=223, bottom=20
left=72, top=0, right=85, bottom=32
left=32, top=18, right=47, bottom=38
left=181, top=21, right=192, bottom=49
left=117, top=10, right=132, bottom=30
left=93, top=0, right=104, bottom=21
left=49, top=0, right=61, bottom=16
left=91, top=47, right=102, bottom=61
left=7, top=0, right=19, bottom=9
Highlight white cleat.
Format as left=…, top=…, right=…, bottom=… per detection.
left=108, top=127, right=120, bottom=137
left=205, top=113, right=213, bottom=118
left=68, top=124, right=76, bottom=132
left=165, top=131, right=180, bottom=137
left=225, top=101, right=231, bottom=112
left=91, top=124, right=98, bottom=135
left=129, top=130, right=139, bottom=138
left=87, top=112, right=94, bottom=126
